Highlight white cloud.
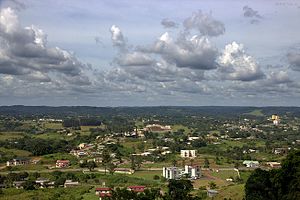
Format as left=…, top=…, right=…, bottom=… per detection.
left=110, top=25, right=126, bottom=48
left=183, top=10, right=225, bottom=36
left=218, top=42, right=265, bottom=81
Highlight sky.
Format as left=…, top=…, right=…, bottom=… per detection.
left=0, top=0, right=300, bottom=106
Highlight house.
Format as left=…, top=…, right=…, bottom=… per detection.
left=114, top=168, right=135, bottom=174
left=128, top=186, right=146, bottom=192
left=243, top=160, right=259, bottom=168
left=266, top=162, right=281, bottom=168
left=207, top=189, right=218, bottom=198
left=180, top=150, right=196, bottom=158
left=35, top=178, right=50, bottom=188
left=56, top=160, right=70, bottom=168
left=163, top=167, right=181, bottom=180
left=184, top=165, right=201, bottom=179
left=64, top=180, right=79, bottom=187
left=95, top=187, right=113, bottom=200
left=6, top=158, right=30, bottom=166
left=273, top=148, right=289, bottom=155
left=13, top=181, right=25, bottom=189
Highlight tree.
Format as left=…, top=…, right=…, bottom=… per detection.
left=102, top=149, right=112, bottom=175
left=108, top=162, right=116, bottom=175
left=204, top=158, right=210, bottom=168
left=245, top=168, right=275, bottom=200
left=167, top=179, right=193, bottom=200
left=245, top=150, right=300, bottom=200
left=23, top=180, right=35, bottom=190
left=208, top=181, right=217, bottom=189
left=87, top=161, right=97, bottom=171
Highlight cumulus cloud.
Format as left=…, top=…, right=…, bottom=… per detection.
left=218, top=42, right=265, bottom=81
left=116, top=52, right=155, bottom=66
left=110, top=25, right=126, bottom=48
left=161, top=18, right=177, bottom=28
left=143, top=32, right=219, bottom=70
left=287, top=51, right=300, bottom=71
left=0, top=7, right=90, bottom=87
left=183, top=10, right=225, bottom=36
left=243, top=6, right=262, bottom=24
left=268, top=71, right=292, bottom=84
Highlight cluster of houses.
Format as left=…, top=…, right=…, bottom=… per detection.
left=95, top=185, right=147, bottom=200
left=11, top=178, right=79, bottom=189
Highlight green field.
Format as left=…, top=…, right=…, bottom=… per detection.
left=0, top=132, right=24, bottom=141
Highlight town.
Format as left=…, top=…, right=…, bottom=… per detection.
left=0, top=106, right=299, bottom=199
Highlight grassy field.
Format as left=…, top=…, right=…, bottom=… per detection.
left=0, top=147, right=31, bottom=157
left=172, top=124, right=193, bottom=134
left=215, top=184, right=245, bottom=200
left=43, top=122, right=63, bottom=129
left=211, top=170, right=238, bottom=180
left=246, top=109, right=264, bottom=116
left=0, top=132, right=24, bottom=141
left=131, top=170, right=162, bottom=181
left=0, top=186, right=92, bottom=200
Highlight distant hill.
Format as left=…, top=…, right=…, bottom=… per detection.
left=0, top=105, right=300, bottom=118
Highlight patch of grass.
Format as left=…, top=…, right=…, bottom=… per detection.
left=211, top=170, right=238, bottom=180
left=246, top=109, right=264, bottom=117
left=215, top=184, right=245, bottom=200
left=43, top=122, right=63, bottom=129
left=0, top=147, right=31, bottom=157
left=0, top=132, right=24, bottom=141
left=132, top=170, right=162, bottom=181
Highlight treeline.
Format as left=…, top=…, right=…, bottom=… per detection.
left=0, top=137, right=73, bottom=156
left=62, top=118, right=101, bottom=127
left=245, top=150, right=300, bottom=200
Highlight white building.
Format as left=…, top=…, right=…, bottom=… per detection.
left=243, top=160, right=259, bottom=168
left=180, top=150, right=196, bottom=158
left=163, top=167, right=181, bottom=179
left=184, top=165, right=201, bottom=179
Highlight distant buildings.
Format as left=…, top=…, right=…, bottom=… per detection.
left=271, top=114, right=280, bottom=125
left=95, top=187, right=113, bottom=200
left=163, top=167, right=181, bottom=180
left=145, top=124, right=171, bottom=132
left=7, top=158, right=30, bottom=166
left=184, top=165, right=201, bottom=179
left=56, top=160, right=70, bottom=168
left=180, top=150, right=196, bottom=158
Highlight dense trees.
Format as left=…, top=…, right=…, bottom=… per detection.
left=245, top=150, right=300, bottom=200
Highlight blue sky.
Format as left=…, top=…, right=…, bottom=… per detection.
left=0, top=0, right=300, bottom=106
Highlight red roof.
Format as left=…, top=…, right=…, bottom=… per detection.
left=96, top=187, right=113, bottom=191
left=128, top=186, right=146, bottom=189
left=99, top=193, right=112, bottom=197
left=56, top=160, right=70, bottom=163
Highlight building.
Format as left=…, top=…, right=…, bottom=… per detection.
left=145, top=124, right=171, bottom=132
left=273, top=148, right=289, bottom=155
left=6, top=158, right=30, bottom=166
left=207, top=189, right=218, bottom=198
left=56, top=160, right=70, bottom=168
left=243, top=160, right=259, bottom=168
left=95, top=187, right=113, bottom=200
left=127, top=186, right=146, bottom=192
left=12, top=181, right=25, bottom=189
left=35, top=178, right=50, bottom=188
left=163, top=167, right=181, bottom=180
left=180, top=150, right=196, bottom=158
left=184, top=165, right=201, bottom=179
left=266, top=162, right=281, bottom=168
left=64, top=180, right=79, bottom=187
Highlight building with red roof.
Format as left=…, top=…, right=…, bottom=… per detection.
left=127, top=186, right=146, bottom=192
